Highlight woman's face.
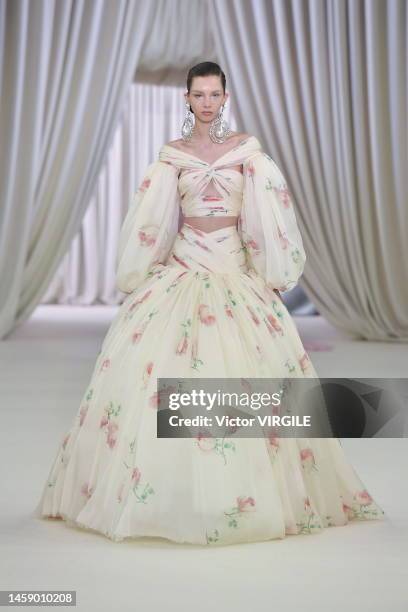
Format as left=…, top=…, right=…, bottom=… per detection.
left=185, top=75, right=228, bottom=122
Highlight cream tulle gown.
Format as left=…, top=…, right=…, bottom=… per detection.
left=33, top=136, right=385, bottom=546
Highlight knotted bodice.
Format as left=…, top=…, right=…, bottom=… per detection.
left=158, top=136, right=262, bottom=217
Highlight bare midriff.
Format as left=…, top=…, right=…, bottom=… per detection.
left=183, top=215, right=239, bottom=233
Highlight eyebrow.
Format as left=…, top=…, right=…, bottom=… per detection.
left=191, top=90, right=222, bottom=93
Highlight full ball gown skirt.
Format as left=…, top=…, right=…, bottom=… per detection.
left=33, top=137, right=386, bottom=545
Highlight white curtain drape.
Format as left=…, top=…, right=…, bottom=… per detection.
left=209, top=0, right=408, bottom=341
left=0, top=0, right=154, bottom=339
left=1, top=0, right=406, bottom=341
left=40, top=82, right=237, bottom=305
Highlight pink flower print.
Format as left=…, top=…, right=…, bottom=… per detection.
left=252, top=287, right=267, bottom=305
left=149, top=385, right=177, bottom=410
left=246, top=162, right=255, bottom=177
left=62, top=433, right=70, bottom=450
left=277, top=227, right=290, bottom=249
left=142, top=361, right=154, bottom=386
left=275, top=184, right=292, bottom=209
left=268, top=435, right=280, bottom=450
left=246, top=237, right=259, bottom=251
left=129, top=290, right=152, bottom=312
left=196, top=434, right=217, bottom=451
left=237, top=496, right=256, bottom=512
left=198, top=304, right=216, bottom=325
left=132, top=329, right=144, bottom=343
left=202, top=195, right=224, bottom=202
left=266, top=313, right=282, bottom=334
left=132, top=319, right=151, bottom=344
left=107, top=422, right=118, bottom=434
left=355, top=490, right=373, bottom=506
left=342, top=502, right=354, bottom=518
left=265, top=317, right=276, bottom=336
left=176, top=335, right=189, bottom=355
left=139, top=177, right=151, bottom=192
left=81, top=483, right=93, bottom=499
left=106, top=422, right=118, bottom=449
left=186, top=225, right=205, bottom=238
left=246, top=304, right=260, bottom=325
left=298, top=352, right=310, bottom=372
left=300, top=448, right=314, bottom=461
left=224, top=304, right=234, bottom=318
left=149, top=391, right=160, bottom=409
left=300, top=447, right=317, bottom=471
left=100, top=415, right=109, bottom=428
left=138, top=229, right=156, bottom=247
left=100, top=358, right=111, bottom=372
left=79, top=405, right=88, bottom=426
left=171, top=253, right=191, bottom=269
left=194, top=239, right=212, bottom=252
left=131, top=467, right=141, bottom=484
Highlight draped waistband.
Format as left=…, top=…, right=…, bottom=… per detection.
left=165, top=223, right=248, bottom=275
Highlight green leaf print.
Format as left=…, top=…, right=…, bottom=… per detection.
left=227, top=288, right=237, bottom=307
left=195, top=435, right=236, bottom=465
left=133, top=482, right=155, bottom=504
left=205, top=529, right=220, bottom=544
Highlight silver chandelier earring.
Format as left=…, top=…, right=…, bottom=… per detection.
left=209, top=103, right=231, bottom=143
left=181, top=102, right=195, bottom=141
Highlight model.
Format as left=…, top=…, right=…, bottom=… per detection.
left=33, top=62, right=385, bottom=546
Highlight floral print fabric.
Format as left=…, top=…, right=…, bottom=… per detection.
left=33, top=137, right=385, bottom=546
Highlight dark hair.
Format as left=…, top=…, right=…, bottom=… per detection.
left=186, top=61, right=226, bottom=95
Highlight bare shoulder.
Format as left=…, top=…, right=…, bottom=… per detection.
left=165, top=139, right=185, bottom=150
left=230, top=132, right=250, bottom=143
left=232, top=131, right=251, bottom=143
left=166, top=133, right=251, bottom=148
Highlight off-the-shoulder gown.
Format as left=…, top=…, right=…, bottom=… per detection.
left=33, top=136, right=385, bottom=546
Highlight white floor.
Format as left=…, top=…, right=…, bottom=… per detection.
left=0, top=306, right=407, bottom=612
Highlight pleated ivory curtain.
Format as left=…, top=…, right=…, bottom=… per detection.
left=0, top=0, right=406, bottom=341
left=0, top=0, right=155, bottom=339
left=209, top=0, right=408, bottom=341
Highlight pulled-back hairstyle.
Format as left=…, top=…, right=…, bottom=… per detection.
left=186, top=61, right=226, bottom=95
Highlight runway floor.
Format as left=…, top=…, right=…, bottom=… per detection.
left=0, top=305, right=406, bottom=612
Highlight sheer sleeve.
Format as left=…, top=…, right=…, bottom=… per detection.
left=115, top=160, right=180, bottom=293
left=239, top=152, right=306, bottom=293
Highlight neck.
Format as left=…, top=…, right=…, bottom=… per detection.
left=191, top=120, right=218, bottom=145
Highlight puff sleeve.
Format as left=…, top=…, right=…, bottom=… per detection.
left=115, top=160, right=180, bottom=293
left=239, top=152, right=306, bottom=293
